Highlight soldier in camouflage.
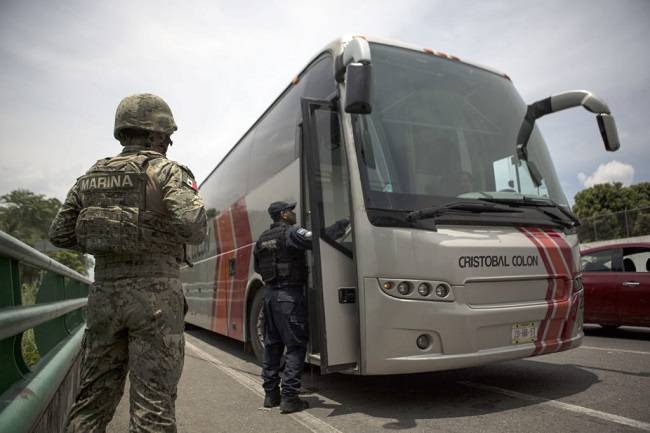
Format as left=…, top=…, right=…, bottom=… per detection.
left=49, top=93, right=207, bottom=433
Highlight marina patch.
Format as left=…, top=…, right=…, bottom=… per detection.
left=78, top=173, right=137, bottom=191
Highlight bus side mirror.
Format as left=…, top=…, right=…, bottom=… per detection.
left=516, top=90, right=621, bottom=186
left=345, top=63, right=373, bottom=114
left=597, top=114, right=620, bottom=151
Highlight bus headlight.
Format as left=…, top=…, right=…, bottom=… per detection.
left=435, top=284, right=450, bottom=298
left=417, top=282, right=431, bottom=296
left=397, top=281, right=413, bottom=295
left=379, top=278, right=454, bottom=302
left=416, top=334, right=431, bottom=350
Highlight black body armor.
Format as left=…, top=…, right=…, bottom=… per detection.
left=254, top=222, right=307, bottom=286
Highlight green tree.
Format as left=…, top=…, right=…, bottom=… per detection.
left=0, top=189, right=89, bottom=275
left=573, top=182, right=650, bottom=241
left=632, top=212, right=650, bottom=236
left=572, top=182, right=636, bottom=219
left=629, top=182, right=650, bottom=207
left=1, top=190, right=90, bottom=367
left=0, top=190, right=62, bottom=245
left=49, top=251, right=89, bottom=274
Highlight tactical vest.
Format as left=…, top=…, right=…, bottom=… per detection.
left=254, top=223, right=307, bottom=286
left=74, top=152, right=183, bottom=259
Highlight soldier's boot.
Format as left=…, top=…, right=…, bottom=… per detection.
left=264, top=389, right=281, bottom=408
left=280, top=397, right=309, bottom=414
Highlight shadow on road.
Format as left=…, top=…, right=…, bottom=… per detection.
left=185, top=324, right=259, bottom=364
left=569, top=363, right=650, bottom=378
left=299, top=359, right=599, bottom=430
left=583, top=324, right=650, bottom=341
left=185, top=326, right=601, bottom=431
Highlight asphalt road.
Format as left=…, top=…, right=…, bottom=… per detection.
left=107, top=324, right=650, bottom=433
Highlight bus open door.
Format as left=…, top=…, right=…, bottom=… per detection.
left=301, top=97, right=360, bottom=374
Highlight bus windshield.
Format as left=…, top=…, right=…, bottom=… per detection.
left=352, top=43, right=568, bottom=216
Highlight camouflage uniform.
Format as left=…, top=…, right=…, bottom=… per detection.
left=50, top=94, right=206, bottom=433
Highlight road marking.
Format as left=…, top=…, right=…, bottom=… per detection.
left=580, top=346, right=650, bottom=356
left=460, top=381, right=650, bottom=431
left=185, top=340, right=344, bottom=433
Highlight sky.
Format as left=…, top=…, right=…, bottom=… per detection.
left=0, top=0, right=648, bottom=205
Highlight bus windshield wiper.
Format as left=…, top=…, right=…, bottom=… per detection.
left=407, top=201, right=522, bottom=222
left=477, top=196, right=580, bottom=228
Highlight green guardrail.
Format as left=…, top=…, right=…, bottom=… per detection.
left=0, top=230, right=91, bottom=433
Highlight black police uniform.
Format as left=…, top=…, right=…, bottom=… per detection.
left=254, top=203, right=348, bottom=411
left=254, top=220, right=312, bottom=403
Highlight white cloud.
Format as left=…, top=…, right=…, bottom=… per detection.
left=577, top=160, right=635, bottom=187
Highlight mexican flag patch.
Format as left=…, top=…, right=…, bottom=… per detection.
left=182, top=172, right=198, bottom=191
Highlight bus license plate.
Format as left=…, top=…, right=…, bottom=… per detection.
left=512, top=322, right=537, bottom=344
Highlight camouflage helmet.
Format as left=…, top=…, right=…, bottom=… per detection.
left=114, top=93, right=178, bottom=140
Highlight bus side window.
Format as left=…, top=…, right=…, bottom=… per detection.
left=202, top=133, right=252, bottom=213
left=304, top=56, right=336, bottom=99
left=312, top=108, right=352, bottom=251
left=304, top=55, right=352, bottom=250
left=248, top=79, right=306, bottom=190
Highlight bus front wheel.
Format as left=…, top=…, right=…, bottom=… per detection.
left=249, top=289, right=265, bottom=363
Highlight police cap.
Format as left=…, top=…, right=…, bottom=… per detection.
left=268, top=201, right=296, bottom=220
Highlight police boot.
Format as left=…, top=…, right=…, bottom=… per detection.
left=264, top=389, right=281, bottom=408
left=280, top=397, right=309, bottom=414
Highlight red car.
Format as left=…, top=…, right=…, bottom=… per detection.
left=581, top=242, right=650, bottom=328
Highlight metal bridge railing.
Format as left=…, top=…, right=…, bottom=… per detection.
left=0, top=230, right=91, bottom=433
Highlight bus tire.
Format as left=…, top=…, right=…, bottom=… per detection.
left=249, top=288, right=265, bottom=363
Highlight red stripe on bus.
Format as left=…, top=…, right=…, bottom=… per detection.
left=543, top=230, right=574, bottom=302
left=527, top=227, right=572, bottom=353
left=527, top=228, right=569, bottom=284
left=546, top=229, right=576, bottom=274
left=217, top=209, right=235, bottom=253
left=212, top=209, right=235, bottom=335
left=228, top=198, right=253, bottom=341
left=214, top=250, right=234, bottom=335
left=533, top=228, right=580, bottom=354
left=518, top=227, right=554, bottom=355
left=546, top=229, right=574, bottom=308
left=545, top=229, right=579, bottom=351
left=210, top=218, right=221, bottom=332
left=540, top=229, right=576, bottom=352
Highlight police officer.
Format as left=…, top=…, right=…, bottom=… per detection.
left=49, top=93, right=207, bottom=433
left=254, top=201, right=348, bottom=414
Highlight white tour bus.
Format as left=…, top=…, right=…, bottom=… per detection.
left=182, top=35, right=620, bottom=375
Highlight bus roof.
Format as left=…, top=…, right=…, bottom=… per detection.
left=199, top=35, right=511, bottom=188
left=314, top=34, right=511, bottom=81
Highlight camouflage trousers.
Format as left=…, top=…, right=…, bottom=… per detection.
left=64, top=276, right=185, bottom=433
